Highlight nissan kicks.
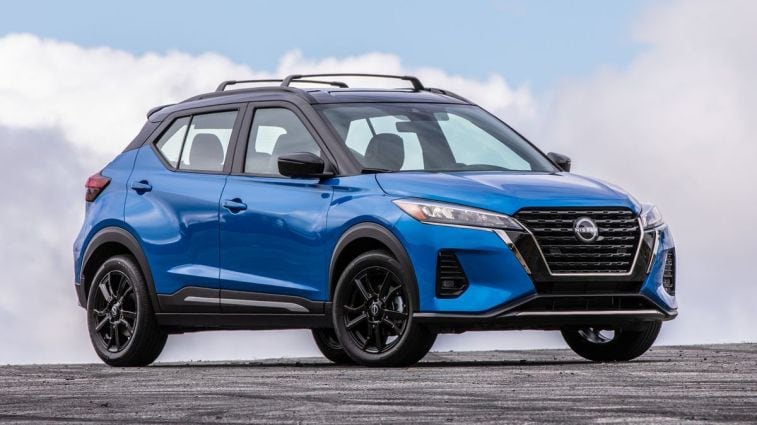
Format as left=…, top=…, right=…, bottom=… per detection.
left=73, top=73, right=677, bottom=367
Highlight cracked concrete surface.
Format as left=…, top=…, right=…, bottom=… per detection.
left=0, top=344, right=755, bottom=424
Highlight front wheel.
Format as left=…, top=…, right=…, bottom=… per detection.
left=561, top=321, right=662, bottom=362
left=86, top=255, right=167, bottom=367
left=333, top=251, right=436, bottom=367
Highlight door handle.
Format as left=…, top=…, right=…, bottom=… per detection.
left=222, top=198, right=247, bottom=212
left=130, top=180, right=152, bottom=193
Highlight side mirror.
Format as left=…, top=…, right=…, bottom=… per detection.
left=278, top=152, right=333, bottom=178
left=547, top=152, right=571, bottom=172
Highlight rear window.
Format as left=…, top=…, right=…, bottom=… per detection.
left=153, top=111, right=238, bottom=172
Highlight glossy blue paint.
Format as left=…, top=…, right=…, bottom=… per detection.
left=76, top=159, right=678, bottom=316
left=73, top=149, right=138, bottom=285
left=392, top=214, right=535, bottom=312
left=219, top=175, right=333, bottom=300
left=123, top=146, right=226, bottom=299
left=376, top=171, right=640, bottom=215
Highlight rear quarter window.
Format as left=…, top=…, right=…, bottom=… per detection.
left=154, top=117, right=190, bottom=167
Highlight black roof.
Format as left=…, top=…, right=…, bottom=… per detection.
left=148, top=74, right=472, bottom=122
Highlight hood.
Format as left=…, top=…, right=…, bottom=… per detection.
left=376, top=171, right=640, bottom=215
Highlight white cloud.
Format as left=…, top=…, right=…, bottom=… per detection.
left=535, top=0, right=757, bottom=345
left=0, top=0, right=755, bottom=363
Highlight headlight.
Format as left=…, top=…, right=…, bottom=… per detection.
left=393, top=199, right=523, bottom=230
left=640, top=204, right=664, bottom=229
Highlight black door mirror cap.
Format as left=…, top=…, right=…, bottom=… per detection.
left=278, top=152, right=334, bottom=179
left=547, top=152, right=572, bottom=172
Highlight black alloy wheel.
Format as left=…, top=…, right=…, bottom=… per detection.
left=90, top=270, right=137, bottom=353
left=333, top=250, right=436, bottom=367
left=342, top=265, right=409, bottom=354
left=86, top=255, right=167, bottom=366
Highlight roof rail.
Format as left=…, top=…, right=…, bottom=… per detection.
left=425, top=87, right=472, bottom=104
left=216, top=79, right=348, bottom=92
left=281, top=73, right=425, bottom=90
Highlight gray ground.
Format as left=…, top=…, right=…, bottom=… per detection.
left=0, top=344, right=755, bottom=424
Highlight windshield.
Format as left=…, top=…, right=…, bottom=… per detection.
left=316, top=103, right=556, bottom=173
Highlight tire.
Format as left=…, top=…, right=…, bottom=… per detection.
left=86, top=254, right=167, bottom=367
left=332, top=250, right=436, bottom=367
left=312, top=328, right=354, bottom=364
left=561, top=321, right=662, bottom=362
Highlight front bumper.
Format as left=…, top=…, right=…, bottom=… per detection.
left=414, top=293, right=677, bottom=332
left=393, top=214, right=677, bottom=328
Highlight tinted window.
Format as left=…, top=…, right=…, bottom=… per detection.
left=244, top=108, right=320, bottom=175
left=440, top=112, right=531, bottom=170
left=155, top=117, right=189, bottom=168
left=179, top=111, right=238, bottom=172
left=343, top=116, right=423, bottom=170
left=318, top=103, right=555, bottom=173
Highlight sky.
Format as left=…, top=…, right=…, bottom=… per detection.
left=0, top=0, right=651, bottom=93
left=0, top=0, right=756, bottom=364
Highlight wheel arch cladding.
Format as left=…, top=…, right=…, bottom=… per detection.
left=81, top=227, right=161, bottom=313
left=329, top=222, right=419, bottom=309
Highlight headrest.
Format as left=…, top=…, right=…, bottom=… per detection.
left=272, top=133, right=309, bottom=157
left=364, top=133, right=405, bottom=170
left=189, top=133, right=224, bottom=171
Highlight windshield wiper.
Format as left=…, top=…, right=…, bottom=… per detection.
left=361, top=167, right=395, bottom=174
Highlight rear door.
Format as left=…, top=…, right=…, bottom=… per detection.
left=125, top=105, right=245, bottom=312
left=218, top=102, right=334, bottom=313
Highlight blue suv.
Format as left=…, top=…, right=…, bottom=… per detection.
left=74, top=74, right=677, bottom=367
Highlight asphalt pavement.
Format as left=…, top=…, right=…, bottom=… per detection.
left=0, top=344, right=755, bottom=424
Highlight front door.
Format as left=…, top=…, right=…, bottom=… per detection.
left=218, top=105, right=333, bottom=313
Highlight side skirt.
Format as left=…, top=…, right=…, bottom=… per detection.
left=155, top=286, right=332, bottom=332
left=156, top=312, right=331, bottom=333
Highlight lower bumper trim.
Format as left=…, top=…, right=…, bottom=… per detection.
left=413, top=295, right=677, bottom=332
left=508, top=309, right=666, bottom=318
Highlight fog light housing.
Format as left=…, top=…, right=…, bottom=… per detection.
left=436, top=250, right=468, bottom=298
left=662, top=250, right=676, bottom=296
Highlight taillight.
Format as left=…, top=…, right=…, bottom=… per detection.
left=85, top=173, right=111, bottom=202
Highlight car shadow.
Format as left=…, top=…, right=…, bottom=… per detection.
left=151, top=358, right=664, bottom=369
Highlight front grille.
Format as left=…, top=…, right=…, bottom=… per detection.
left=663, top=250, right=675, bottom=295
left=515, top=208, right=641, bottom=274
left=515, top=295, right=656, bottom=313
left=436, top=251, right=468, bottom=297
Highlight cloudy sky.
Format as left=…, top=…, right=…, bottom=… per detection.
left=1, top=0, right=755, bottom=364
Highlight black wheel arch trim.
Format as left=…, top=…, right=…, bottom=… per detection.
left=329, top=222, right=419, bottom=309
left=80, top=226, right=161, bottom=313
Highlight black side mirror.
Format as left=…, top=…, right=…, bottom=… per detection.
left=278, top=152, right=333, bottom=178
left=547, top=152, right=571, bottom=172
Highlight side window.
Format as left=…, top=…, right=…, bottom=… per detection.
left=179, top=111, right=238, bottom=172
left=244, top=108, right=321, bottom=175
left=155, top=117, right=190, bottom=168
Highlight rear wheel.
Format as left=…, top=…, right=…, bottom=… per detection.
left=86, top=255, right=167, bottom=367
left=561, top=321, right=662, bottom=362
left=311, top=328, right=354, bottom=364
left=333, top=250, right=436, bottom=367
